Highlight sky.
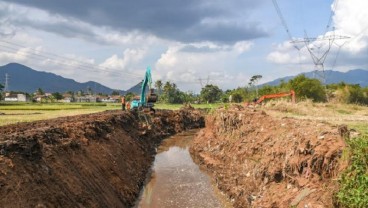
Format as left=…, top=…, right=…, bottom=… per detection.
left=0, top=0, right=367, bottom=92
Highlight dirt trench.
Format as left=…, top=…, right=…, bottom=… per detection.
left=190, top=105, right=347, bottom=208
left=0, top=109, right=204, bottom=208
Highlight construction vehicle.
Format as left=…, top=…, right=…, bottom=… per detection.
left=130, top=66, right=157, bottom=112
left=245, top=90, right=295, bottom=106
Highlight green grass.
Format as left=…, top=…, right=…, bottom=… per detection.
left=337, top=109, right=353, bottom=114
left=349, top=123, right=368, bottom=136
left=0, top=102, right=121, bottom=126
left=0, top=102, right=222, bottom=126
left=337, top=135, right=368, bottom=207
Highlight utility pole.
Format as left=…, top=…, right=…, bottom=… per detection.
left=4, top=73, right=9, bottom=92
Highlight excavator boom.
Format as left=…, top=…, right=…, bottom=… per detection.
left=256, top=90, right=295, bottom=104
left=130, top=66, right=157, bottom=110
left=245, top=90, right=295, bottom=106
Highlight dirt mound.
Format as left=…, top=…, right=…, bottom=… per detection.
left=190, top=107, right=346, bottom=208
left=0, top=109, right=204, bottom=208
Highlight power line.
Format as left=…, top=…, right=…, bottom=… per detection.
left=0, top=40, right=143, bottom=79
left=272, top=0, right=301, bottom=51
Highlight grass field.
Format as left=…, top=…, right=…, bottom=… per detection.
left=0, top=102, right=121, bottom=126
left=263, top=100, right=368, bottom=135
left=1, top=101, right=367, bottom=130
left=0, top=102, right=223, bottom=126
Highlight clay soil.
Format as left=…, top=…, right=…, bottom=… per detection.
left=190, top=105, right=348, bottom=208
left=0, top=109, right=204, bottom=208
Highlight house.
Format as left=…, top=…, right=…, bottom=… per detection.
left=4, top=93, right=30, bottom=102
left=33, top=95, right=47, bottom=102
left=100, top=96, right=120, bottom=103
left=63, top=97, right=74, bottom=103
left=75, top=96, right=97, bottom=102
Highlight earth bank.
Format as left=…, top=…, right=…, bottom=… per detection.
left=190, top=105, right=347, bottom=208
left=0, top=109, right=204, bottom=208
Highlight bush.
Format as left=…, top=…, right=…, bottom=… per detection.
left=288, top=75, right=327, bottom=102
left=337, top=135, right=368, bottom=207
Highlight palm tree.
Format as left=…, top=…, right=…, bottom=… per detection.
left=155, top=80, right=163, bottom=95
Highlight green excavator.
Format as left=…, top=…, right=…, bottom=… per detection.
left=130, top=66, right=157, bottom=112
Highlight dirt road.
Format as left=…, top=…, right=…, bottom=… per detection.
left=0, top=109, right=204, bottom=207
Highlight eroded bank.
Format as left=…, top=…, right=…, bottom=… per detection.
left=0, top=109, right=204, bottom=208
left=190, top=105, right=347, bottom=208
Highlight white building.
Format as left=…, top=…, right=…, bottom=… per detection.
left=4, top=94, right=30, bottom=102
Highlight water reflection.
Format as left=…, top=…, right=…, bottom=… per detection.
left=136, top=129, right=232, bottom=208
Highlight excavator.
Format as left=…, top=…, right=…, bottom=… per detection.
left=130, top=66, right=157, bottom=112
left=244, top=90, right=295, bottom=106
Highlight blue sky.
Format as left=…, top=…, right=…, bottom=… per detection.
left=0, top=0, right=367, bottom=92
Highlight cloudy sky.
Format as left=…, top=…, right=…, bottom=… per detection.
left=0, top=0, right=367, bottom=92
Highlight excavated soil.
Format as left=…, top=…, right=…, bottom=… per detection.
left=190, top=105, right=347, bottom=208
left=0, top=109, right=204, bottom=208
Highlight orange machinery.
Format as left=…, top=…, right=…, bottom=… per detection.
left=245, top=90, right=295, bottom=106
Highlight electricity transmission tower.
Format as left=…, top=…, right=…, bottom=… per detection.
left=197, top=75, right=210, bottom=88
left=291, top=34, right=350, bottom=84
left=272, top=0, right=349, bottom=85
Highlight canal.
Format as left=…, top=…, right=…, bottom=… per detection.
left=135, top=129, right=232, bottom=208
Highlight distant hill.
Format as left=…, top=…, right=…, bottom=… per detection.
left=0, top=63, right=126, bottom=94
left=264, top=69, right=368, bottom=87
left=125, top=82, right=142, bottom=94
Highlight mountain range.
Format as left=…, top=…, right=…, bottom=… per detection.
left=0, top=63, right=367, bottom=94
left=264, top=69, right=368, bottom=87
left=0, top=63, right=143, bottom=94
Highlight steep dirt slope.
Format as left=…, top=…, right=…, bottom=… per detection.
left=191, top=106, right=346, bottom=208
left=0, top=109, right=204, bottom=208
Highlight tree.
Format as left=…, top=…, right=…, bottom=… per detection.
left=155, top=80, right=163, bottom=95
left=124, top=92, right=135, bottom=102
left=288, top=75, right=326, bottom=102
left=231, top=92, right=243, bottom=103
left=200, top=84, right=222, bottom=103
left=248, top=75, right=262, bottom=98
left=52, top=92, right=63, bottom=100
left=111, top=90, right=120, bottom=96
left=36, top=88, right=45, bottom=95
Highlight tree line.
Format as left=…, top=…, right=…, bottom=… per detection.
left=151, top=75, right=368, bottom=105
left=1, top=75, right=367, bottom=105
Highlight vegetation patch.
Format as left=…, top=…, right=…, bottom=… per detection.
left=337, top=135, right=368, bottom=207
left=336, top=109, right=352, bottom=114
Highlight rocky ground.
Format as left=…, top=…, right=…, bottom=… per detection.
left=190, top=105, right=348, bottom=208
left=0, top=109, right=204, bottom=208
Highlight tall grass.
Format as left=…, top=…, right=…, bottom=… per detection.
left=337, top=135, right=368, bottom=207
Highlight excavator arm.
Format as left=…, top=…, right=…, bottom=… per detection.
left=139, top=67, right=152, bottom=106
left=245, top=90, right=295, bottom=107
left=130, top=66, right=157, bottom=110
left=256, top=90, right=295, bottom=104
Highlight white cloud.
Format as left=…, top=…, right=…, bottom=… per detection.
left=267, top=0, right=368, bottom=72
left=99, top=48, right=147, bottom=70
left=155, top=41, right=254, bottom=92
left=333, top=0, right=368, bottom=53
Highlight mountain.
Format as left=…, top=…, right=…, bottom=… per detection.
left=0, top=63, right=125, bottom=94
left=125, top=82, right=142, bottom=94
left=264, top=69, right=368, bottom=87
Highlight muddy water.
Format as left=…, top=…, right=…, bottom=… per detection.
left=135, top=129, right=232, bottom=208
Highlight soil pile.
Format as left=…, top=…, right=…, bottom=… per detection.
left=190, top=105, right=347, bottom=208
left=0, top=109, right=204, bottom=208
